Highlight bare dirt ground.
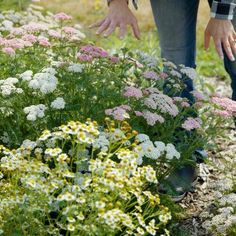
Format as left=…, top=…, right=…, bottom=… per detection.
left=178, top=78, right=236, bottom=236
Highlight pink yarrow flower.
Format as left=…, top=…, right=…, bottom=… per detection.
left=135, top=111, right=143, bottom=117
left=22, top=23, right=48, bottom=33
left=54, top=12, right=72, bottom=21
left=143, top=87, right=160, bottom=95
left=105, top=106, right=130, bottom=121
left=38, top=36, right=51, bottom=47
left=22, top=34, right=37, bottom=43
left=63, top=27, right=77, bottom=35
left=214, top=110, right=232, bottom=118
left=212, top=96, right=236, bottom=116
left=191, top=90, right=205, bottom=101
left=123, top=86, right=143, bottom=99
left=160, top=72, right=168, bottom=79
left=48, top=30, right=61, bottom=38
left=110, top=56, right=120, bottom=63
left=148, top=93, right=179, bottom=117
left=181, top=101, right=190, bottom=108
left=182, top=117, right=202, bottom=131
left=80, top=45, right=108, bottom=58
left=143, top=71, right=160, bottom=80
left=77, top=53, right=93, bottom=62
left=2, top=47, right=15, bottom=56
left=142, top=111, right=165, bottom=126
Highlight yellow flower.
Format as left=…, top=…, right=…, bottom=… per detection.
left=67, top=224, right=75, bottom=231
left=67, top=216, right=76, bottom=223
left=58, top=192, right=76, bottom=202
left=137, top=227, right=145, bottom=235
left=76, top=212, right=85, bottom=221
left=56, top=153, right=68, bottom=163
left=45, top=148, right=62, bottom=157
left=39, top=130, right=51, bottom=141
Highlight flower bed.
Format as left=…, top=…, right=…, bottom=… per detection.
left=0, top=5, right=236, bottom=236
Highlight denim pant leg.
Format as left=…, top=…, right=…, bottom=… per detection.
left=224, top=14, right=236, bottom=101
left=150, top=0, right=200, bottom=101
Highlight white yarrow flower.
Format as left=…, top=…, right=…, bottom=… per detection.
left=165, top=143, right=180, bottom=160
left=154, top=141, right=166, bottom=153
left=51, top=97, right=65, bottom=109
left=68, top=63, right=84, bottom=73
left=23, top=104, right=46, bottom=121
left=180, top=67, right=197, bottom=80
left=136, top=134, right=150, bottom=143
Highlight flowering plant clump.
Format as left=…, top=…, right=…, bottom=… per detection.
left=1, top=5, right=235, bottom=161
left=0, top=5, right=84, bottom=79
left=0, top=119, right=172, bottom=236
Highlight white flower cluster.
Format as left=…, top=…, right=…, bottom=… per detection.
left=93, top=133, right=110, bottom=152
left=0, top=77, right=22, bottom=96
left=164, top=143, right=180, bottom=160
left=50, top=97, right=65, bottom=109
left=23, top=104, right=46, bottom=121
left=135, top=134, right=180, bottom=164
left=19, top=70, right=33, bottom=81
left=21, top=139, right=37, bottom=150
left=67, top=63, right=84, bottom=73
left=137, top=51, right=158, bottom=68
left=169, top=69, right=182, bottom=78
left=180, top=67, right=197, bottom=80
left=0, top=132, right=10, bottom=144
left=0, top=19, right=13, bottom=31
left=28, top=67, right=58, bottom=94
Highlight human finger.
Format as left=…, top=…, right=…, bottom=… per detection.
left=119, top=23, right=126, bottom=39
left=89, top=19, right=105, bottom=28
left=103, top=22, right=117, bottom=37
left=214, top=38, right=224, bottom=60
left=204, top=30, right=211, bottom=50
left=229, top=36, right=236, bottom=57
left=96, top=19, right=111, bottom=35
left=131, top=21, right=140, bottom=40
left=232, top=31, right=236, bottom=40
left=223, top=38, right=235, bottom=61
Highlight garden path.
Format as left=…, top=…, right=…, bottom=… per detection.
left=178, top=77, right=236, bottom=236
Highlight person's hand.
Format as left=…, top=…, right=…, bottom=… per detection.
left=204, top=18, right=236, bottom=61
left=89, top=0, right=140, bottom=39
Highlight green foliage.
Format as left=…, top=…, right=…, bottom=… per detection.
left=227, top=224, right=236, bottom=236
left=0, top=121, right=171, bottom=236
left=0, top=0, right=30, bottom=11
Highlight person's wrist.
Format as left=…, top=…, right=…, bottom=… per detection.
left=108, top=0, right=128, bottom=7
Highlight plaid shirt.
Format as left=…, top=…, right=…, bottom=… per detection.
left=109, top=0, right=236, bottom=20
left=210, top=0, right=236, bottom=20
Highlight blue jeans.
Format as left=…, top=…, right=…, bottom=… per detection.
left=150, top=0, right=236, bottom=101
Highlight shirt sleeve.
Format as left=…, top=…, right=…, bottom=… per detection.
left=211, top=0, right=236, bottom=20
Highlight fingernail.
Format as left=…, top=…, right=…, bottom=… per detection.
left=231, top=57, right=235, bottom=61
left=220, top=56, right=224, bottom=60
left=104, top=34, right=108, bottom=37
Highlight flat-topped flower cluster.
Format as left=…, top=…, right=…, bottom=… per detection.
left=0, top=5, right=85, bottom=56
left=0, top=119, right=172, bottom=236
left=0, top=4, right=236, bottom=236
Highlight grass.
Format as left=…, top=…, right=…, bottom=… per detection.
left=0, top=0, right=229, bottom=80
left=36, top=0, right=231, bottom=81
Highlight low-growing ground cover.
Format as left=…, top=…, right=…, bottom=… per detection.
left=0, top=2, right=235, bottom=236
